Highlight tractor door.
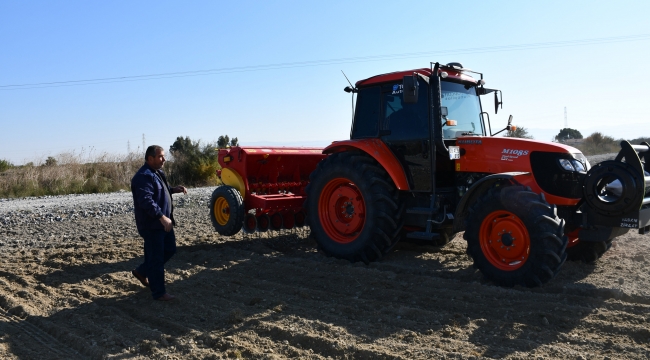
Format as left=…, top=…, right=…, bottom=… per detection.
left=379, top=79, right=432, bottom=191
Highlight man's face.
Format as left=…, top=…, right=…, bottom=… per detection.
left=147, top=149, right=166, bottom=170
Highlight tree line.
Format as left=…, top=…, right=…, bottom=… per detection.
left=505, top=126, right=648, bottom=155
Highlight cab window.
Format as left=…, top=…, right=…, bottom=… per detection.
left=351, top=86, right=381, bottom=138
left=381, top=79, right=429, bottom=141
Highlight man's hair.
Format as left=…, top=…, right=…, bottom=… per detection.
left=145, top=145, right=164, bottom=161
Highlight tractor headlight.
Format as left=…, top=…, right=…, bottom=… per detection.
left=559, top=157, right=588, bottom=173
left=571, top=159, right=585, bottom=172
left=558, top=159, right=575, bottom=171
left=572, top=153, right=591, bottom=171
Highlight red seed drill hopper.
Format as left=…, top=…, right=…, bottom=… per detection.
left=209, top=146, right=327, bottom=235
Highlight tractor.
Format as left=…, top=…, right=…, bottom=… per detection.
left=210, top=62, right=650, bottom=287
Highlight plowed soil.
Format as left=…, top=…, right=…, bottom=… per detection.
left=1, top=191, right=650, bottom=359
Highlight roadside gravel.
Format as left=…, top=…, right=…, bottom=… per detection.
left=0, top=187, right=214, bottom=228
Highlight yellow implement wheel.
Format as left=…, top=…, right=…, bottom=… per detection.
left=209, top=185, right=244, bottom=236
left=213, top=196, right=231, bottom=226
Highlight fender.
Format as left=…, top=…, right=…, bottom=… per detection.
left=323, top=139, right=410, bottom=190
left=452, top=172, right=528, bottom=233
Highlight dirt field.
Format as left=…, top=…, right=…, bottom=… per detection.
left=2, top=197, right=650, bottom=359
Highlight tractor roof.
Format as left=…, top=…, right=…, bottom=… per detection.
left=355, top=67, right=478, bottom=87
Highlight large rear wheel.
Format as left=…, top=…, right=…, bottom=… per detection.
left=464, top=185, right=567, bottom=287
left=209, top=185, right=244, bottom=236
left=306, top=152, right=403, bottom=263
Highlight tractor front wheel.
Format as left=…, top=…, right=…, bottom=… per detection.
left=306, top=152, right=402, bottom=263
left=209, top=185, right=244, bottom=236
left=567, top=239, right=613, bottom=263
left=464, top=185, right=567, bottom=287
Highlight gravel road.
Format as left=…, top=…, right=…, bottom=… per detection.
left=1, top=177, right=650, bottom=359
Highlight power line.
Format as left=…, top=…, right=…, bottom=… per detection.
left=2, top=33, right=650, bottom=91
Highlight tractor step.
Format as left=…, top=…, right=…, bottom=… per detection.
left=406, top=231, right=441, bottom=241
left=406, top=207, right=438, bottom=215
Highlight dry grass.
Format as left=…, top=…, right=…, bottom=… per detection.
left=0, top=146, right=222, bottom=198
left=0, top=150, right=143, bottom=198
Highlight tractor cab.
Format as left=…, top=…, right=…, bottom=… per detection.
left=348, top=62, right=505, bottom=192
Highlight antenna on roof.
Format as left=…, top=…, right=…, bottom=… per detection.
left=341, top=70, right=356, bottom=125
left=341, top=70, right=356, bottom=93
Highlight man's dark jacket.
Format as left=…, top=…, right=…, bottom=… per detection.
left=131, top=163, right=175, bottom=231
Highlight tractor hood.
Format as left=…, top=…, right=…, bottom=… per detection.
left=455, top=136, right=588, bottom=204
left=455, top=136, right=583, bottom=174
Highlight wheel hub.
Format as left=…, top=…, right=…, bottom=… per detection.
left=213, top=197, right=231, bottom=226
left=479, top=210, right=531, bottom=271
left=501, top=232, right=514, bottom=246
left=318, top=178, right=366, bottom=244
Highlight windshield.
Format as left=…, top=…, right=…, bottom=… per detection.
left=441, top=81, right=483, bottom=139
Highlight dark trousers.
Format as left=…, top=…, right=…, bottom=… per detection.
left=136, top=228, right=177, bottom=299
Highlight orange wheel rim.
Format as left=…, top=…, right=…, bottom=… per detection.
left=213, top=197, right=230, bottom=226
left=318, top=178, right=365, bottom=244
left=479, top=210, right=530, bottom=271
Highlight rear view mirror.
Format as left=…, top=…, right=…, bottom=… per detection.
left=403, top=74, right=418, bottom=103
left=440, top=106, right=448, bottom=117
left=494, top=90, right=503, bottom=114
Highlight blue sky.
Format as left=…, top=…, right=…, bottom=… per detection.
left=1, top=1, right=649, bottom=164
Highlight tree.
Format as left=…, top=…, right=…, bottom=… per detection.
left=217, top=135, right=230, bottom=149
left=168, top=136, right=220, bottom=186
left=44, top=156, right=58, bottom=166
left=217, top=135, right=239, bottom=148
left=505, top=126, right=533, bottom=139
left=169, top=136, right=200, bottom=157
left=555, top=128, right=583, bottom=142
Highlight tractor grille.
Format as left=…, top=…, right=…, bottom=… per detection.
left=530, top=152, right=585, bottom=199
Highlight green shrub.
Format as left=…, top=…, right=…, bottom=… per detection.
left=167, top=136, right=222, bottom=186
left=0, top=159, right=14, bottom=172
left=575, top=132, right=620, bottom=155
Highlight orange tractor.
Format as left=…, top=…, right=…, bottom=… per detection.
left=210, top=62, right=650, bottom=287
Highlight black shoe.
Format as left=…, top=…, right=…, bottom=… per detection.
left=131, top=269, right=149, bottom=287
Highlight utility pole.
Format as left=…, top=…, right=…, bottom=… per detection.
left=564, top=107, right=568, bottom=128
left=142, top=134, right=146, bottom=151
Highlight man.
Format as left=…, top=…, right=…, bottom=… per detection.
left=131, top=145, right=187, bottom=301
